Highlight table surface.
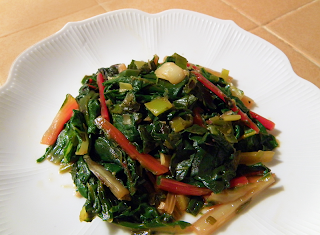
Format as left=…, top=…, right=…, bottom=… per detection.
left=1, top=0, right=320, bottom=88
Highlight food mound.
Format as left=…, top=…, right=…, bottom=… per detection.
left=38, top=53, right=278, bottom=235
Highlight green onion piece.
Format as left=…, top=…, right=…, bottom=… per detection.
left=144, top=97, right=173, bottom=116
left=220, top=69, right=229, bottom=81
left=222, top=114, right=241, bottom=122
left=241, top=129, right=257, bottom=139
left=170, top=116, right=193, bottom=132
left=134, top=60, right=146, bottom=69
left=119, top=82, right=133, bottom=92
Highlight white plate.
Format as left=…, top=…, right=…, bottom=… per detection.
left=1, top=9, right=320, bottom=235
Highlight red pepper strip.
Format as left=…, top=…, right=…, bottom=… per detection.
left=157, top=177, right=212, bottom=196
left=187, top=62, right=199, bottom=71
left=229, top=176, right=249, bottom=188
left=231, top=106, right=260, bottom=133
left=192, top=71, right=260, bottom=134
left=95, top=116, right=169, bottom=175
left=97, top=73, right=110, bottom=122
left=87, top=84, right=98, bottom=90
left=249, top=111, right=275, bottom=131
left=41, top=94, right=79, bottom=145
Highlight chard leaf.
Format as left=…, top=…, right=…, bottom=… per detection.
left=123, top=155, right=139, bottom=195
left=173, top=94, right=197, bottom=109
left=102, top=163, right=123, bottom=174
left=235, top=131, right=278, bottom=152
left=170, top=139, right=195, bottom=177
left=184, top=124, right=207, bottom=135
left=94, top=137, right=123, bottom=164
left=97, top=181, right=114, bottom=221
left=236, top=163, right=271, bottom=176
left=164, top=53, right=188, bottom=70
left=112, top=113, right=141, bottom=143
left=197, top=163, right=236, bottom=193
left=87, top=99, right=100, bottom=134
left=77, top=90, right=99, bottom=134
left=84, top=179, right=114, bottom=222
left=186, top=196, right=204, bottom=216
left=93, top=137, right=139, bottom=195
left=137, top=125, right=157, bottom=153
left=71, top=156, right=92, bottom=198
left=175, top=157, right=193, bottom=181
left=191, top=143, right=236, bottom=193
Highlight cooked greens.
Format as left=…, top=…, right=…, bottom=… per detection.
left=39, top=53, right=278, bottom=234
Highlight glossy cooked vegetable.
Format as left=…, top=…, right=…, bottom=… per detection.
left=40, top=94, right=79, bottom=145
left=39, top=53, right=278, bottom=234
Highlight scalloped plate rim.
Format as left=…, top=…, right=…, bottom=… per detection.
left=2, top=9, right=315, bottom=94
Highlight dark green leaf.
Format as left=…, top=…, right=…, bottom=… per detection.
left=186, top=197, right=204, bottom=216
left=71, top=156, right=92, bottom=198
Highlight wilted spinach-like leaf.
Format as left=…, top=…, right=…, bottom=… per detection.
left=94, top=137, right=123, bottom=164
left=186, top=196, right=204, bottom=216
left=71, top=156, right=92, bottom=198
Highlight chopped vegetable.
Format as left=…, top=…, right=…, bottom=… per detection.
left=229, top=175, right=249, bottom=188
left=220, top=69, right=230, bottom=81
left=83, top=155, right=131, bottom=201
left=40, top=94, right=79, bottom=145
left=155, top=62, right=187, bottom=84
left=239, top=150, right=275, bottom=164
left=97, top=72, right=110, bottom=122
left=144, top=97, right=173, bottom=116
left=157, top=177, right=212, bottom=196
left=175, top=195, right=189, bottom=212
left=250, top=111, right=275, bottom=130
left=221, top=114, right=241, bottom=122
left=162, top=192, right=177, bottom=214
left=119, top=82, right=133, bottom=92
left=241, top=95, right=254, bottom=109
left=170, top=115, right=193, bottom=132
